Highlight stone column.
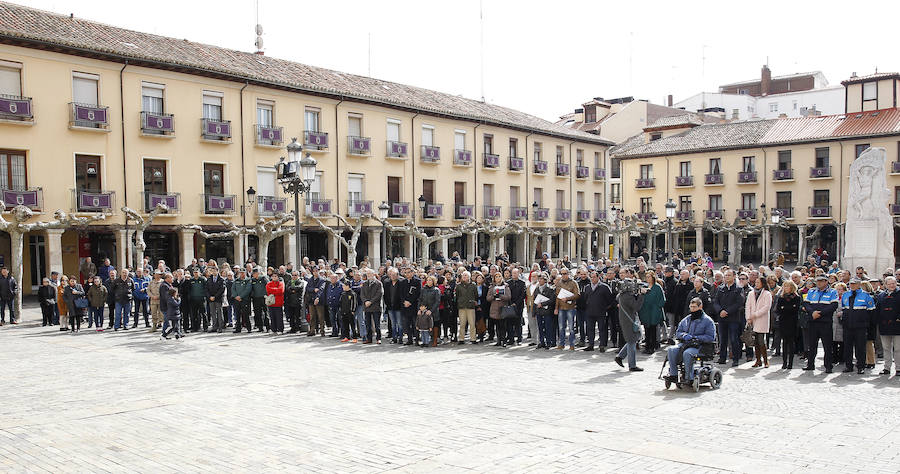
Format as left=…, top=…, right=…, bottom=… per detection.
left=234, top=234, right=246, bottom=265
left=367, top=229, right=381, bottom=268
left=45, top=228, right=65, bottom=275
left=283, top=233, right=296, bottom=267
left=179, top=228, right=195, bottom=266
left=515, top=234, right=526, bottom=263
left=467, top=233, right=477, bottom=260
left=695, top=226, right=704, bottom=256
left=405, top=234, right=415, bottom=260
left=545, top=232, right=553, bottom=258
left=115, top=229, right=128, bottom=269
left=496, top=236, right=505, bottom=259
left=797, top=225, right=807, bottom=265
left=727, top=233, right=737, bottom=266
left=440, top=236, right=449, bottom=262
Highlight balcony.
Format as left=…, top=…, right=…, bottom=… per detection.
left=556, top=209, right=571, bottom=221
left=140, top=111, right=174, bottom=136
left=636, top=212, right=655, bottom=221
left=576, top=209, right=591, bottom=222
left=307, top=199, right=332, bottom=217
left=201, top=118, right=231, bottom=141
left=737, top=171, right=757, bottom=183
left=809, top=166, right=832, bottom=178
left=69, top=102, right=108, bottom=130
left=534, top=160, right=548, bottom=174
left=892, top=204, right=900, bottom=216
left=774, top=207, right=794, bottom=219
left=303, top=130, right=329, bottom=150
left=675, top=176, right=693, bottom=187
left=388, top=201, right=410, bottom=218
left=594, top=168, right=606, bottom=181
left=483, top=205, right=501, bottom=220
left=453, top=149, right=472, bottom=166
left=509, top=156, right=525, bottom=171
left=1, top=187, right=42, bottom=211
left=348, top=200, right=373, bottom=217
left=893, top=161, right=900, bottom=174
left=635, top=178, right=655, bottom=188
left=347, top=136, right=371, bottom=156
left=455, top=204, right=474, bottom=219
left=737, top=208, right=757, bottom=220
left=143, top=192, right=180, bottom=214
left=483, top=153, right=500, bottom=169
left=576, top=166, right=590, bottom=179
left=387, top=140, right=408, bottom=158
left=421, top=145, right=440, bottom=163
left=556, top=163, right=570, bottom=177
left=675, top=210, right=694, bottom=220
left=72, top=189, right=115, bottom=213
left=594, top=209, right=607, bottom=221
left=255, top=124, right=283, bottom=146
left=510, top=206, right=528, bottom=220
left=258, top=196, right=286, bottom=216
left=534, top=207, right=549, bottom=221
left=423, top=203, right=443, bottom=219
left=705, top=209, right=724, bottom=220
left=773, top=169, right=793, bottom=181
left=705, top=173, right=724, bottom=185
left=0, top=95, right=33, bottom=122
left=809, top=206, right=832, bottom=218
left=203, top=194, right=236, bottom=215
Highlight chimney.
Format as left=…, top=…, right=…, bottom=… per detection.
left=667, top=94, right=673, bottom=107
left=761, top=65, right=771, bottom=96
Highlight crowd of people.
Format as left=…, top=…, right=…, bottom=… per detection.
left=8, top=249, right=900, bottom=379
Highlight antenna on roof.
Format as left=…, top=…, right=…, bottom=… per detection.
left=368, top=32, right=372, bottom=77
left=479, top=0, right=485, bottom=103
left=254, top=0, right=264, bottom=55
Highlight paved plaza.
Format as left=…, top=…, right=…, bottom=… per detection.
left=3, top=304, right=900, bottom=473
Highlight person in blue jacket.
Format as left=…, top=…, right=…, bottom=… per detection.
left=664, top=298, right=716, bottom=384
left=802, top=275, right=839, bottom=373
left=841, top=277, right=876, bottom=374
left=131, top=267, right=151, bottom=329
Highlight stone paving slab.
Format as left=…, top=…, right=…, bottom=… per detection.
left=2, top=307, right=900, bottom=473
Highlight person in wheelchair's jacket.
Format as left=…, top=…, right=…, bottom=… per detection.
left=664, top=298, right=717, bottom=383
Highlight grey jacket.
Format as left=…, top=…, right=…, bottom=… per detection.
left=617, top=290, right=645, bottom=344
left=360, top=279, right=383, bottom=313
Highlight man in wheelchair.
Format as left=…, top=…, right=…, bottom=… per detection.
left=663, top=297, right=716, bottom=385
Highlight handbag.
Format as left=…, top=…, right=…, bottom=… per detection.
left=74, top=296, right=89, bottom=309
left=740, top=326, right=755, bottom=346
left=264, top=294, right=276, bottom=306
left=501, top=304, right=517, bottom=319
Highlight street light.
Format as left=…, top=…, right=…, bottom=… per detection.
left=378, top=201, right=390, bottom=265
left=246, top=186, right=256, bottom=205
left=665, top=198, right=676, bottom=265
left=276, top=137, right=317, bottom=266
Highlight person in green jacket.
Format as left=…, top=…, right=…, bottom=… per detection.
left=639, top=272, right=666, bottom=354
left=188, top=269, right=208, bottom=332
left=231, top=268, right=253, bottom=333
left=455, top=271, right=478, bottom=344
left=250, top=268, right=269, bottom=332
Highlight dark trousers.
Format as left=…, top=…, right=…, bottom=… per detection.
left=233, top=300, right=251, bottom=331
left=252, top=297, right=268, bottom=330
left=402, top=310, right=416, bottom=342
left=643, top=324, right=658, bottom=352
left=340, top=312, right=355, bottom=339
left=106, top=301, right=115, bottom=327
left=487, top=318, right=496, bottom=339
left=0, top=297, right=14, bottom=323
left=844, top=326, right=867, bottom=370
left=585, top=313, right=608, bottom=348
left=576, top=309, right=586, bottom=344
left=69, top=310, right=82, bottom=330
left=132, top=299, right=149, bottom=327
left=90, top=306, right=104, bottom=328
left=285, top=304, right=300, bottom=332
left=52, top=303, right=60, bottom=325
left=40, top=303, right=54, bottom=325
left=539, top=314, right=556, bottom=346
left=607, top=307, right=620, bottom=347
left=189, top=298, right=206, bottom=331
left=365, top=311, right=381, bottom=342
left=269, top=306, right=284, bottom=333
left=719, top=320, right=742, bottom=362
left=493, top=318, right=509, bottom=344
left=806, top=322, right=833, bottom=369
left=782, top=333, right=796, bottom=368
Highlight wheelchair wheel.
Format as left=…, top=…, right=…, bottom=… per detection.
left=664, top=379, right=672, bottom=389
left=692, top=377, right=700, bottom=392
left=709, top=368, right=723, bottom=390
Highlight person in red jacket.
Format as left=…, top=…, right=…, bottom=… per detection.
left=266, top=274, right=286, bottom=335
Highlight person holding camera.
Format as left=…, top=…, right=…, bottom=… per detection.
left=615, top=269, right=646, bottom=371
left=663, top=297, right=716, bottom=384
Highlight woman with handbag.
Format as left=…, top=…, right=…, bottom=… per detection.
left=265, top=274, right=285, bottom=335
left=418, top=276, right=441, bottom=347
left=486, top=272, right=512, bottom=347
left=63, top=277, right=87, bottom=333
left=639, top=272, right=665, bottom=354
left=775, top=280, right=801, bottom=369
left=745, top=277, right=773, bottom=368
left=57, top=275, right=69, bottom=332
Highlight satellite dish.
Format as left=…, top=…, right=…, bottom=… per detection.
left=255, top=24, right=263, bottom=35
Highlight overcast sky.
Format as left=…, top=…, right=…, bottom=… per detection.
left=25, top=0, right=898, bottom=121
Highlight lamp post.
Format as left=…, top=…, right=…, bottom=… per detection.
left=378, top=201, right=389, bottom=266
left=610, top=205, right=619, bottom=262
left=416, top=194, right=426, bottom=260
left=650, top=214, right=659, bottom=264
left=276, top=137, right=317, bottom=266
left=531, top=201, right=539, bottom=260
left=665, top=199, right=676, bottom=265
left=769, top=206, right=781, bottom=264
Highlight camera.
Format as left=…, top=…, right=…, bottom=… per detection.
left=619, top=278, right=647, bottom=296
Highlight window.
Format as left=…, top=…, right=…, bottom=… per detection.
left=555, top=146, right=564, bottom=164
left=813, top=190, right=830, bottom=208
left=348, top=174, right=364, bottom=204
left=594, top=152, right=601, bottom=168
left=454, top=131, right=466, bottom=151
left=576, top=191, right=584, bottom=210
left=610, top=157, right=621, bottom=178
left=742, top=156, right=755, bottom=172
left=555, top=190, right=565, bottom=209
left=387, top=120, right=401, bottom=142
left=423, top=179, right=435, bottom=203
left=455, top=182, right=466, bottom=205
left=202, top=91, right=223, bottom=120
left=650, top=133, right=662, bottom=141
left=593, top=193, right=601, bottom=210
left=792, top=100, right=798, bottom=111
left=639, top=164, right=652, bottom=179
left=256, top=166, right=276, bottom=198
left=585, top=105, right=596, bottom=123
left=895, top=187, right=900, bottom=205
left=306, top=172, right=323, bottom=205
left=0, top=151, right=26, bottom=190
left=141, top=82, right=164, bottom=113
left=640, top=198, right=652, bottom=214
left=483, top=134, right=493, bottom=154
left=610, top=183, right=621, bottom=204
left=387, top=176, right=401, bottom=203
left=509, top=186, right=519, bottom=207
left=256, top=100, right=274, bottom=127
left=815, top=147, right=829, bottom=168
left=143, top=159, right=166, bottom=194
left=708, top=194, right=722, bottom=211
left=777, top=150, right=791, bottom=170
left=769, top=103, right=778, bottom=113
left=534, top=142, right=542, bottom=161
left=732, top=108, right=739, bottom=118
left=509, top=138, right=518, bottom=157
left=855, top=143, right=869, bottom=158
left=203, top=163, right=224, bottom=196
left=863, top=82, right=877, bottom=101
left=776, top=191, right=792, bottom=210
left=0, top=61, right=22, bottom=96
left=72, top=72, right=99, bottom=105
left=348, top=114, right=362, bottom=137
left=709, top=158, right=721, bottom=174
left=576, top=149, right=583, bottom=166
left=741, top=193, right=755, bottom=210
left=421, top=126, right=434, bottom=146
left=483, top=184, right=494, bottom=206
left=679, top=196, right=691, bottom=211
left=739, top=89, right=748, bottom=95
left=533, top=187, right=543, bottom=207
left=75, top=154, right=102, bottom=191
left=679, top=161, right=690, bottom=177
left=304, top=108, right=320, bottom=132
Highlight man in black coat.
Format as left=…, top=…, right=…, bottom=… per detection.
left=662, top=267, right=677, bottom=342
left=507, top=268, right=527, bottom=344
left=583, top=270, right=614, bottom=352
left=383, top=267, right=404, bottom=343
left=605, top=268, right=622, bottom=348
left=712, top=269, right=746, bottom=367
left=398, top=267, right=421, bottom=345
left=670, top=269, right=693, bottom=342
left=204, top=267, right=226, bottom=332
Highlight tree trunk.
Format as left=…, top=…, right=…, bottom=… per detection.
left=734, top=236, right=743, bottom=266
left=257, top=236, right=270, bottom=268
left=134, top=228, right=146, bottom=269
left=348, top=249, right=358, bottom=267
left=11, top=230, right=22, bottom=319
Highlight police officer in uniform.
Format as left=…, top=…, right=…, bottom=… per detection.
left=841, top=277, right=876, bottom=374
left=801, top=275, right=838, bottom=373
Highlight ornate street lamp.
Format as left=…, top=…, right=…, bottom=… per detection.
left=665, top=198, right=676, bottom=265
left=276, top=137, right=317, bottom=266
left=246, top=186, right=256, bottom=205
left=379, top=201, right=390, bottom=265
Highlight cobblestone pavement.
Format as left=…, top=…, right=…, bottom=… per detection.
left=3, top=305, right=900, bottom=473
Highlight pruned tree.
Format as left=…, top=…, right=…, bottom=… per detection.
left=799, top=220, right=835, bottom=264
left=565, top=225, right=588, bottom=260
left=593, top=215, right=640, bottom=262
left=184, top=212, right=294, bottom=267
left=524, top=227, right=562, bottom=262
left=376, top=218, right=477, bottom=266
left=476, top=219, right=523, bottom=261
left=0, top=202, right=108, bottom=317
left=705, top=217, right=764, bottom=266
left=310, top=213, right=370, bottom=266
left=122, top=202, right=168, bottom=268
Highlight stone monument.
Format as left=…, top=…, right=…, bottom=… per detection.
left=844, top=147, right=895, bottom=275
